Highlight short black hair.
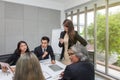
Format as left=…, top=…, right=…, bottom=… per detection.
left=41, top=36, right=50, bottom=43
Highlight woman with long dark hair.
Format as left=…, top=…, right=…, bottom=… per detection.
left=6, top=41, right=30, bottom=65
left=58, top=19, right=87, bottom=64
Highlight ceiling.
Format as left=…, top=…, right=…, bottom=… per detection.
left=41, top=0, right=92, bottom=10
left=42, top=0, right=91, bottom=4
left=48, top=0, right=69, bottom=3
left=3, top=0, right=92, bottom=10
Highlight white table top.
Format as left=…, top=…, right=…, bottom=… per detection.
left=0, top=59, right=66, bottom=80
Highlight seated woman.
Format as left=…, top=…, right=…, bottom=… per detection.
left=60, top=44, right=94, bottom=80
left=14, top=52, right=45, bottom=80
left=6, top=41, right=30, bottom=65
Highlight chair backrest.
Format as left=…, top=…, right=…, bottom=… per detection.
left=0, top=54, right=12, bottom=62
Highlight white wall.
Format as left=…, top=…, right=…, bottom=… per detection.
left=0, top=1, right=60, bottom=55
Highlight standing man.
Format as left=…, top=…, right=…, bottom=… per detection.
left=34, top=36, right=55, bottom=64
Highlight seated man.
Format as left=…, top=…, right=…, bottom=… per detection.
left=60, top=44, right=94, bottom=80
left=34, top=36, right=55, bottom=64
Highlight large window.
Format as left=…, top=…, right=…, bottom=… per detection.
left=79, top=13, right=85, bottom=37
left=67, top=16, right=71, bottom=20
left=108, top=5, right=120, bottom=79
left=66, top=0, right=120, bottom=79
left=87, top=11, right=94, bottom=51
left=73, top=15, right=77, bottom=31
left=96, top=9, right=106, bottom=73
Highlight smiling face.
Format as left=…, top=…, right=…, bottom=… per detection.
left=19, top=43, right=27, bottom=53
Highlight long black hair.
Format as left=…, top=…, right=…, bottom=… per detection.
left=14, top=41, right=30, bottom=54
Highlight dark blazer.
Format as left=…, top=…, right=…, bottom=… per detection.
left=61, top=61, right=94, bottom=80
left=58, top=31, right=87, bottom=60
left=34, top=45, right=55, bottom=60
left=6, top=52, right=20, bottom=66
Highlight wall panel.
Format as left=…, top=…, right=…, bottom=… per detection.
left=0, top=1, right=5, bottom=54
left=24, top=5, right=39, bottom=50
left=0, top=1, right=60, bottom=55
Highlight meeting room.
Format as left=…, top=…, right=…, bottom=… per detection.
left=0, top=0, right=120, bottom=80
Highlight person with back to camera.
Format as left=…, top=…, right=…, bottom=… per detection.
left=60, top=44, right=94, bottom=80
left=34, top=36, right=55, bottom=64
left=58, top=19, right=87, bottom=65
left=14, top=52, right=45, bottom=80
left=6, top=41, right=30, bottom=66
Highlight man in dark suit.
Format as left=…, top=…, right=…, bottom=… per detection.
left=60, top=44, right=94, bottom=80
left=34, top=36, right=55, bottom=64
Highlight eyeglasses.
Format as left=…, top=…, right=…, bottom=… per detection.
left=68, top=53, right=74, bottom=56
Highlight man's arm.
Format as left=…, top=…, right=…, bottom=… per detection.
left=48, top=46, right=55, bottom=64
left=49, top=46, right=55, bottom=60
left=34, top=47, right=43, bottom=60
left=60, top=66, right=72, bottom=80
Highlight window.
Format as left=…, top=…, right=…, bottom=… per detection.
left=87, top=11, right=94, bottom=51
left=66, top=1, right=120, bottom=79
left=96, top=9, right=106, bottom=73
left=73, top=15, right=77, bottom=31
left=108, top=5, right=120, bottom=79
left=79, top=13, right=85, bottom=37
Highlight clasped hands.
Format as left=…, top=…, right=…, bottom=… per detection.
left=42, top=51, right=55, bottom=64
left=42, top=51, right=48, bottom=59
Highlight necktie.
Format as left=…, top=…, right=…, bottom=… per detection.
left=44, top=48, right=46, bottom=52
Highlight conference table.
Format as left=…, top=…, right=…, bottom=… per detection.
left=0, top=59, right=66, bottom=80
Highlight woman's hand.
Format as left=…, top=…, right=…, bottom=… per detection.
left=59, top=38, right=64, bottom=44
left=0, top=62, right=10, bottom=72
left=0, top=62, right=9, bottom=67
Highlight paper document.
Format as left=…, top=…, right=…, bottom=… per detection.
left=7, top=66, right=14, bottom=77
left=48, top=64, right=63, bottom=72
left=43, top=71, right=51, bottom=79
